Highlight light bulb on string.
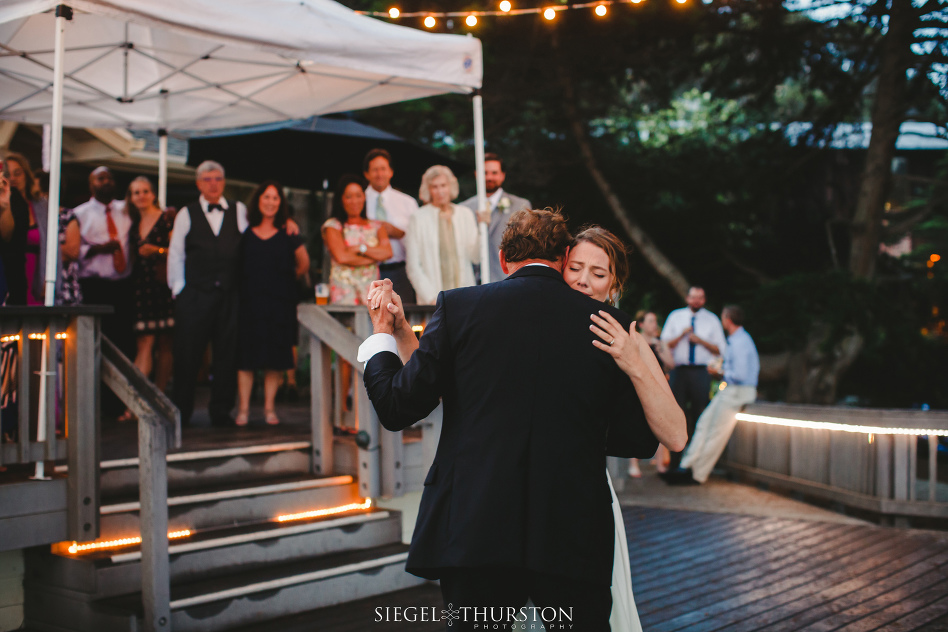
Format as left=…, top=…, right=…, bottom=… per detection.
left=675, top=0, right=687, bottom=4
left=424, top=15, right=436, bottom=27
left=543, top=7, right=556, bottom=19
left=500, top=0, right=512, bottom=11
left=388, top=7, right=399, bottom=18
left=595, top=4, right=607, bottom=15
left=466, top=14, right=478, bottom=26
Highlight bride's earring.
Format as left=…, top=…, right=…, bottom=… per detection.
left=609, top=291, right=619, bottom=307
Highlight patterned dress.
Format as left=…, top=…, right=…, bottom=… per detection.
left=321, top=218, right=382, bottom=305
left=132, top=211, right=175, bottom=332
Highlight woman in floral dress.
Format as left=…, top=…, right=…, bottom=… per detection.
left=321, top=175, right=391, bottom=415
left=321, top=175, right=392, bottom=304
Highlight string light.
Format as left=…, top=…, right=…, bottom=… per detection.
left=276, top=498, right=373, bottom=523
left=735, top=412, right=948, bottom=437
left=364, top=0, right=653, bottom=21
left=65, top=530, right=191, bottom=555
left=424, top=15, right=436, bottom=27
left=411, top=325, right=424, bottom=333
left=466, top=14, right=478, bottom=26
left=0, top=334, right=20, bottom=343
left=932, top=254, right=941, bottom=263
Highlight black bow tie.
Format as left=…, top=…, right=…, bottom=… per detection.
left=207, top=203, right=223, bottom=212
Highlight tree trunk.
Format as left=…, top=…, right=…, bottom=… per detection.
left=554, top=50, right=692, bottom=301
left=848, top=0, right=916, bottom=279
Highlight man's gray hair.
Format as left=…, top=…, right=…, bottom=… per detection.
left=196, top=160, right=225, bottom=178
left=418, top=165, right=459, bottom=204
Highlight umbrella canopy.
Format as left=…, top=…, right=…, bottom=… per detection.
left=186, top=117, right=468, bottom=192
left=0, top=0, right=482, bottom=131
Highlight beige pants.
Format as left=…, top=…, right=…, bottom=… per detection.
left=680, top=384, right=757, bottom=483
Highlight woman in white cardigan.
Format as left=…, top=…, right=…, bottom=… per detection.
left=405, top=165, right=481, bottom=305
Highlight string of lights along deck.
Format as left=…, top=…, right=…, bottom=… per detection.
left=358, top=0, right=689, bottom=28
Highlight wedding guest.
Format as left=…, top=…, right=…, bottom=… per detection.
left=3, top=153, right=57, bottom=305
left=321, top=174, right=392, bottom=305
left=126, top=176, right=174, bottom=392
left=363, top=149, right=418, bottom=303
left=459, top=153, right=531, bottom=284
left=168, top=160, right=298, bottom=426
left=405, top=165, right=482, bottom=305
left=64, top=166, right=136, bottom=357
left=636, top=310, right=675, bottom=475
left=660, top=286, right=726, bottom=469
left=236, top=181, right=309, bottom=426
left=665, top=305, right=759, bottom=485
left=322, top=175, right=392, bottom=415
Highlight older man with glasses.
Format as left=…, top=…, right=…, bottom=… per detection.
left=167, top=160, right=299, bottom=427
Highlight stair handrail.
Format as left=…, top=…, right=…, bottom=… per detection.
left=100, top=335, right=180, bottom=632
left=298, top=303, right=436, bottom=500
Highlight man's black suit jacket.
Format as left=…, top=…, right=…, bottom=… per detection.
left=364, top=265, right=658, bottom=586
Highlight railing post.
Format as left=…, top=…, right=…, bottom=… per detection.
left=875, top=433, right=892, bottom=499
left=930, top=435, right=939, bottom=503
left=354, top=310, right=381, bottom=499
left=139, top=414, right=171, bottom=632
left=43, top=321, right=58, bottom=461
left=65, top=314, right=99, bottom=541
left=17, top=323, right=32, bottom=463
left=310, top=334, right=333, bottom=476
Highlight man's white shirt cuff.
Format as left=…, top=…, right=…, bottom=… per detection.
left=357, top=333, right=398, bottom=363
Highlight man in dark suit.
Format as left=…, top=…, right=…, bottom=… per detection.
left=360, top=209, right=658, bottom=631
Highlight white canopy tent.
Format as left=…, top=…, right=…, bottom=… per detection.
left=0, top=0, right=492, bottom=301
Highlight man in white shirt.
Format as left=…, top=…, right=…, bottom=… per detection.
left=363, top=149, right=418, bottom=303
left=460, top=153, right=531, bottom=284
left=70, top=166, right=136, bottom=358
left=660, top=286, right=727, bottom=469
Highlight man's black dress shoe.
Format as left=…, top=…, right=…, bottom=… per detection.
left=662, top=467, right=699, bottom=486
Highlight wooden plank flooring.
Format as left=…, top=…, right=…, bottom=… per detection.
left=249, top=506, right=948, bottom=631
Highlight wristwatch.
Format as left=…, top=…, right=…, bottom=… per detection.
left=358, top=243, right=368, bottom=255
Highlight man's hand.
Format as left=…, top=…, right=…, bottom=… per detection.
left=477, top=209, right=491, bottom=225
left=86, top=239, right=122, bottom=258
left=367, top=280, right=409, bottom=334
left=367, top=279, right=396, bottom=335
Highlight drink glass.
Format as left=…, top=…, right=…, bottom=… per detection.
left=315, top=283, right=330, bottom=305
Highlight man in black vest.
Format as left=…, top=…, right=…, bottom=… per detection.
left=360, top=209, right=659, bottom=630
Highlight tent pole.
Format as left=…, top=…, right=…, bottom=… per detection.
left=158, top=129, right=168, bottom=209
left=472, top=90, right=489, bottom=284
left=34, top=4, right=72, bottom=482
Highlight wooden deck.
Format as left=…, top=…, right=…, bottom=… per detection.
left=241, top=504, right=948, bottom=631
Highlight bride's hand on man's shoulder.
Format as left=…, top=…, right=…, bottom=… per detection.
left=590, top=310, right=649, bottom=379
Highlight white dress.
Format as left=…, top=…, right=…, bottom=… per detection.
left=608, top=470, right=644, bottom=632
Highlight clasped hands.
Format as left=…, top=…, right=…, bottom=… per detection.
left=366, top=279, right=407, bottom=336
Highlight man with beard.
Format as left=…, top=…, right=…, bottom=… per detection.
left=68, top=166, right=135, bottom=358
left=460, top=153, right=531, bottom=284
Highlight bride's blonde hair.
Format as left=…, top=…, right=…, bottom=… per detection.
left=571, top=226, right=630, bottom=303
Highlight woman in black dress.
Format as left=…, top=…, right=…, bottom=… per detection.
left=236, top=181, right=309, bottom=426
left=126, top=177, right=174, bottom=394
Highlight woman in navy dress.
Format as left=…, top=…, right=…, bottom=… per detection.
left=236, top=181, right=309, bottom=426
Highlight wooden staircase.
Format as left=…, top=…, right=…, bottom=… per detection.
left=23, top=438, right=425, bottom=632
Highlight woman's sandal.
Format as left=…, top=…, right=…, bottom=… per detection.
left=265, top=410, right=280, bottom=426
left=235, top=411, right=250, bottom=427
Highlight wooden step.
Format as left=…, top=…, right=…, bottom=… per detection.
left=98, top=474, right=359, bottom=539
left=27, top=509, right=401, bottom=599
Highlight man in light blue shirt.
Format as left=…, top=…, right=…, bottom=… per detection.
left=667, top=304, right=759, bottom=484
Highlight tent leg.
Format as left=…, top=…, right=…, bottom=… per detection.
left=472, top=91, right=489, bottom=284
left=158, top=129, right=168, bottom=209
left=33, top=3, right=72, bottom=482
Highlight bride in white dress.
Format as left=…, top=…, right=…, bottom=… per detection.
left=366, top=225, right=686, bottom=631
left=563, top=227, right=688, bottom=632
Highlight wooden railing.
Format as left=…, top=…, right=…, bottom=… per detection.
left=0, top=307, right=179, bottom=632
left=298, top=304, right=437, bottom=500
left=724, top=402, right=948, bottom=523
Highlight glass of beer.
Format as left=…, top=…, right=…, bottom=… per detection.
left=315, top=283, right=330, bottom=305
